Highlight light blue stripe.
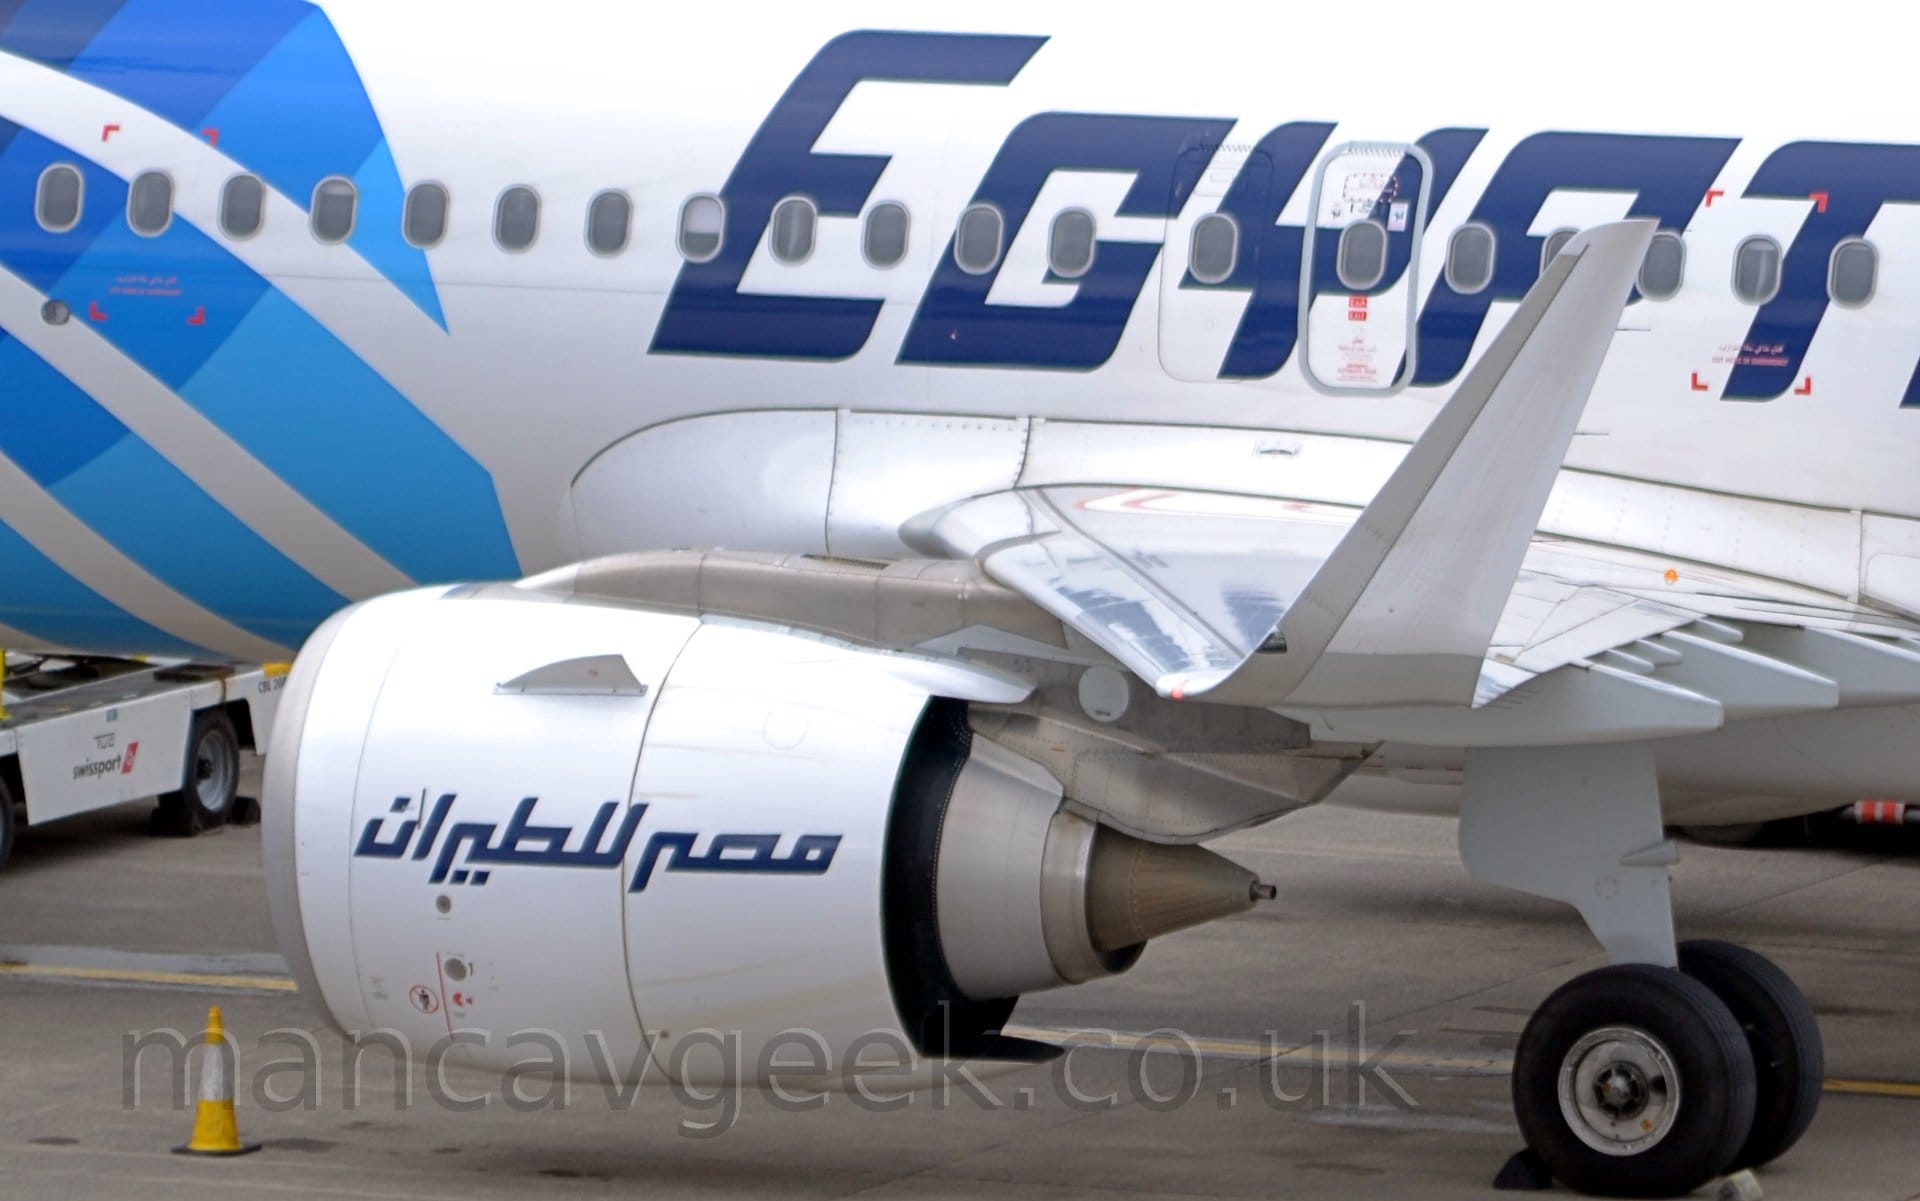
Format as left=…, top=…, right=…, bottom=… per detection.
left=0, top=338, right=347, bottom=647
left=180, top=291, right=519, bottom=582
left=0, top=517, right=206, bottom=657
left=0, top=124, right=518, bottom=588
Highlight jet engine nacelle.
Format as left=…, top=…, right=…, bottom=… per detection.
left=265, top=587, right=1265, bottom=1088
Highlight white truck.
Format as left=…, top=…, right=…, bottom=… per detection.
left=0, top=653, right=285, bottom=870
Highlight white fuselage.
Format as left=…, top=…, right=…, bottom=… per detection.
left=0, top=0, right=1912, bottom=664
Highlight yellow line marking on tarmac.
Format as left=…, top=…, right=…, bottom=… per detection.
left=0, top=963, right=297, bottom=992
left=5, top=971, right=1917, bottom=1100
left=1006, top=1024, right=1509, bottom=1074
left=1007, top=1024, right=1920, bottom=1099
left=1826, top=1078, right=1920, bottom=1099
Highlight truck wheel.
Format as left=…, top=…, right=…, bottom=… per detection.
left=156, top=711, right=240, bottom=835
left=0, top=773, right=15, bottom=871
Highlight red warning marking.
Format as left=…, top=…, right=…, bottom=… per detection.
left=1809, top=191, right=1830, bottom=214
left=87, top=301, right=107, bottom=323
left=1690, top=372, right=1710, bottom=392
left=200, top=127, right=220, bottom=147
left=1705, top=189, right=1726, bottom=207
left=1348, top=295, right=1369, bottom=322
left=100, top=124, right=121, bottom=143
left=1856, top=800, right=1909, bottom=825
left=1794, top=377, right=1814, bottom=396
left=186, top=306, right=206, bottom=327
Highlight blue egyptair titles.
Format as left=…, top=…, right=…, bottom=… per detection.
left=654, top=31, right=1920, bottom=404
left=354, top=793, right=842, bottom=893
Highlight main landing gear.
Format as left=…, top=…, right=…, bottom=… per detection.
left=1461, top=744, right=1824, bottom=1198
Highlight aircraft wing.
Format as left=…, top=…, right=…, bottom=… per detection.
left=907, top=221, right=1920, bottom=740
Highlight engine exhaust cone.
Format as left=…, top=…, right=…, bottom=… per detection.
left=1085, top=829, right=1273, bottom=952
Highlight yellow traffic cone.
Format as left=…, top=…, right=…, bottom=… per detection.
left=174, top=1006, right=261, bottom=1157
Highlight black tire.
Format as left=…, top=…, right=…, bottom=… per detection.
left=0, top=771, right=16, bottom=872
left=1679, top=940, right=1823, bottom=1169
left=1677, top=823, right=1769, bottom=847
left=1514, top=963, right=1757, bottom=1198
left=157, top=711, right=240, bottom=835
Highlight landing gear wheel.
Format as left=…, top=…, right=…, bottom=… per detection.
left=155, top=711, right=240, bottom=836
left=1514, top=964, right=1757, bottom=1198
left=1679, top=940, right=1823, bottom=1169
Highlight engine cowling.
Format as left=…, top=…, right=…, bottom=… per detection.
left=265, top=586, right=1267, bottom=1087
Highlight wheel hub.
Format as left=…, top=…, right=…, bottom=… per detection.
left=194, top=736, right=234, bottom=814
left=1559, top=1025, right=1680, bottom=1156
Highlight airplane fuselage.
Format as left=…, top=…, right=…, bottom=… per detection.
left=0, top=0, right=1914, bottom=664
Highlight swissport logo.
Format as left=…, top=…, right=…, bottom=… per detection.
left=72, top=741, right=139, bottom=782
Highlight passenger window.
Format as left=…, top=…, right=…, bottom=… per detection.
left=586, top=191, right=632, bottom=256
left=1734, top=236, right=1783, bottom=304
left=311, top=178, right=357, bottom=244
left=1189, top=212, right=1239, bottom=285
left=221, top=175, right=265, bottom=239
left=495, top=186, right=540, bottom=252
left=1829, top=238, right=1877, bottom=307
left=954, top=204, right=1004, bottom=275
left=1445, top=223, right=1495, bottom=294
left=404, top=183, right=449, bottom=248
left=35, top=165, right=82, bottom=233
left=1540, top=227, right=1578, bottom=273
left=127, top=171, right=173, bottom=236
left=863, top=201, right=909, bottom=267
left=678, top=194, right=724, bottom=262
left=1638, top=231, right=1685, bottom=300
left=1048, top=208, right=1096, bottom=278
left=1336, top=220, right=1387, bottom=291
left=769, top=195, right=816, bottom=264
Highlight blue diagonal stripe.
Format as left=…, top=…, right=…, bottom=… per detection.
left=0, top=0, right=128, bottom=72
left=0, top=335, right=347, bottom=647
left=2, top=0, right=444, bottom=326
left=0, top=124, right=520, bottom=586
left=0, top=515, right=206, bottom=657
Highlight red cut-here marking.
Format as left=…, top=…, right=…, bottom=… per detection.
left=1705, top=189, right=1726, bottom=207
left=1794, top=377, right=1814, bottom=396
left=101, top=124, right=121, bottom=142
left=186, top=306, right=206, bottom=327
left=200, top=127, right=219, bottom=147
left=1809, top=191, right=1830, bottom=213
left=88, top=301, right=107, bottom=322
left=1690, top=372, right=1710, bottom=392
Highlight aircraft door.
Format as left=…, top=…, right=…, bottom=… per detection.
left=1300, top=142, right=1434, bottom=394
left=1159, top=144, right=1269, bottom=382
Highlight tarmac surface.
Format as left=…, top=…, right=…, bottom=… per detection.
left=1, top=756, right=1916, bottom=1201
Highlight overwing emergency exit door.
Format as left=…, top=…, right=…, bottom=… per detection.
left=1300, top=142, right=1434, bottom=394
